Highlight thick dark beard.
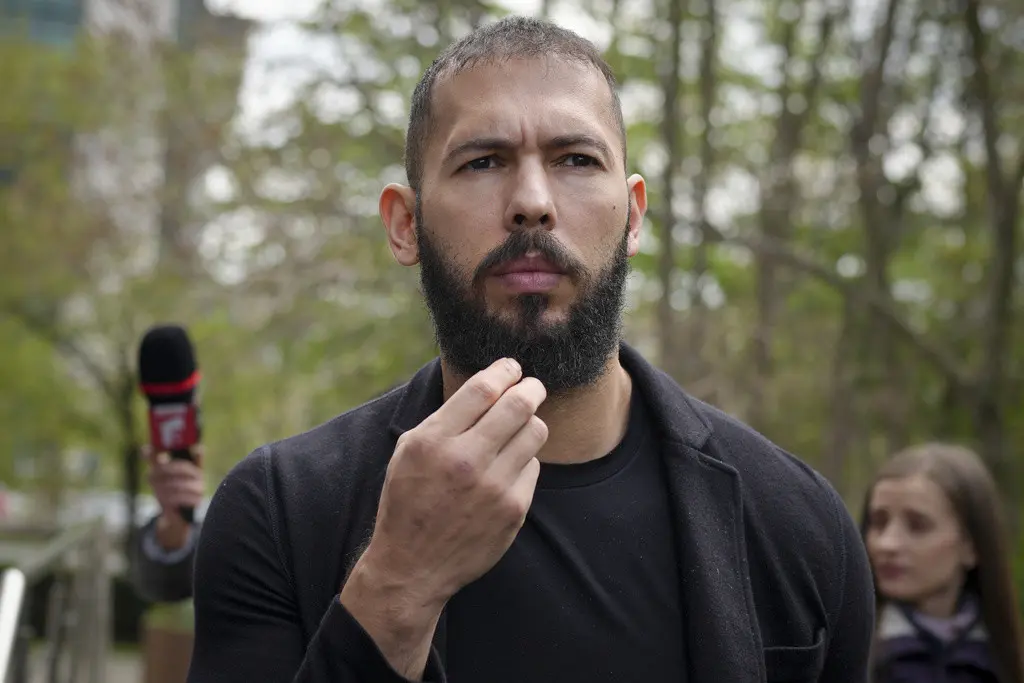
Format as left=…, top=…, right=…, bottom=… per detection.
left=416, top=200, right=631, bottom=396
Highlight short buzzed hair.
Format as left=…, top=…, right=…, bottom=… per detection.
left=404, top=16, right=626, bottom=190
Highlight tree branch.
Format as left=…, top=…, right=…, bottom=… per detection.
left=4, top=304, right=119, bottom=402
left=791, top=4, right=841, bottom=141
left=768, top=9, right=800, bottom=161
left=963, top=0, right=1006, bottom=201
left=687, top=0, right=718, bottom=384
left=656, top=0, right=686, bottom=375
left=854, top=0, right=902, bottom=153
left=964, top=0, right=1018, bottom=402
left=701, top=223, right=973, bottom=390
left=851, top=0, right=904, bottom=289
left=890, top=21, right=945, bottom=222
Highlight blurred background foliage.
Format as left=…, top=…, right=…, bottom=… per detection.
left=1, top=0, right=1021, bottom=594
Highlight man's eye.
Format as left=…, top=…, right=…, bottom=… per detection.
left=465, top=157, right=497, bottom=171
left=562, top=154, right=599, bottom=167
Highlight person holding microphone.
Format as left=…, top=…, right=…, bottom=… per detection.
left=132, top=325, right=206, bottom=604
left=131, top=445, right=205, bottom=603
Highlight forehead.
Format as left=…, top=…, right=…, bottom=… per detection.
left=871, top=475, right=954, bottom=516
left=426, top=57, right=622, bottom=163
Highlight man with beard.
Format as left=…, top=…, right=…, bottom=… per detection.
left=187, top=16, right=874, bottom=683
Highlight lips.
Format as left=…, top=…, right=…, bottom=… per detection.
left=874, top=564, right=907, bottom=581
left=491, top=257, right=565, bottom=294
left=491, top=257, right=565, bottom=276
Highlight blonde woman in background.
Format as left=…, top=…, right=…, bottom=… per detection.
left=861, top=443, right=1023, bottom=683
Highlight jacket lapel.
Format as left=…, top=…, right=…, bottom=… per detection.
left=622, top=346, right=765, bottom=683
left=662, top=443, right=765, bottom=682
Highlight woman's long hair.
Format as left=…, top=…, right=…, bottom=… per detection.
left=859, top=443, right=1023, bottom=683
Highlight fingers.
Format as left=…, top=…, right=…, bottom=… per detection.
left=506, top=456, right=541, bottom=524
left=151, top=471, right=204, bottom=511
left=143, top=444, right=204, bottom=518
left=157, top=482, right=204, bottom=508
left=145, top=444, right=203, bottom=469
left=148, top=459, right=202, bottom=481
left=484, top=412, right=548, bottom=484
left=469, top=377, right=547, bottom=454
left=148, top=455, right=204, bottom=510
left=426, top=358, right=524, bottom=435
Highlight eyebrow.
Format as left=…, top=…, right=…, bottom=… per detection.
left=442, top=133, right=614, bottom=167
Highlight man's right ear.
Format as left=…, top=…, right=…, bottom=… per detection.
left=379, top=183, right=419, bottom=266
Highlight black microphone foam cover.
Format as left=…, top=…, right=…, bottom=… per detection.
left=138, top=325, right=199, bottom=406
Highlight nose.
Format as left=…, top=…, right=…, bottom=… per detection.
left=504, top=157, right=556, bottom=231
left=872, top=523, right=905, bottom=556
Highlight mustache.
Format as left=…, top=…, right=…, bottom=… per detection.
left=473, top=230, right=585, bottom=285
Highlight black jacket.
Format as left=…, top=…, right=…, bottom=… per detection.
left=131, top=515, right=200, bottom=603
left=187, top=345, right=875, bottom=683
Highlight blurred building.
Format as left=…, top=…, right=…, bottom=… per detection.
left=0, top=0, right=252, bottom=268
left=0, top=0, right=81, bottom=46
left=1, top=0, right=249, bottom=70
left=0, top=0, right=82, bottom=184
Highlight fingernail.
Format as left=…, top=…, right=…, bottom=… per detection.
left=157, top=453, right=170, bottom=465
left=505, top=358, right=521, bottom=374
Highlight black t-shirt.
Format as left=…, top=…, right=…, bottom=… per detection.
left=445, top=390, right=687, bottom=682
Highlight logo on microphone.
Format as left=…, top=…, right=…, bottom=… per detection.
left=149, top=404, right=198, bottom=451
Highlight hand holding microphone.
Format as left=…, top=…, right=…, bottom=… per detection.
left=138, top=325, right=204, bottom=534
left=145, top=443, right=204, bottom=551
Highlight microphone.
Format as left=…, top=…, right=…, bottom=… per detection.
left=137, top=324, right=202, bottom=524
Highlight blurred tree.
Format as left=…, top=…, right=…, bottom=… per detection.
left=0, top=2, right=254, bottom=541
left=1, top=0, right=1021, bottom=593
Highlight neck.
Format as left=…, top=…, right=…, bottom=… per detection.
left=913, top=584, right=964, bottom=620
left=441, top=354, right=633, bottom=465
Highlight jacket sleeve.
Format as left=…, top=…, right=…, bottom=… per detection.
left=186, top=447, right=447, bottom=683
left=131, top=515, right=199, bottom=603
left=818, top=481, right=876, bottom=683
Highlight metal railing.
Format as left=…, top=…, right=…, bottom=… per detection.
left=0, top=569, right=25, bottom=681
left=0, top=519, right=111, bottom=683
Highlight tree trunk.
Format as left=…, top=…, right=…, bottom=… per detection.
left=850, top=0, right=905, bottom=458
left=39, top=441, right=66, bottom=527
left=686, top=0, right=717, bottom=393
left=656, top=0, right=685, bottom=378
left=115, top=351, right=142, bottom=565
left=963, top=0, right=1021, bottom=508
left=750, top=2, right=835, bottom=430
left=824, top=299, right=861, bottom=495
